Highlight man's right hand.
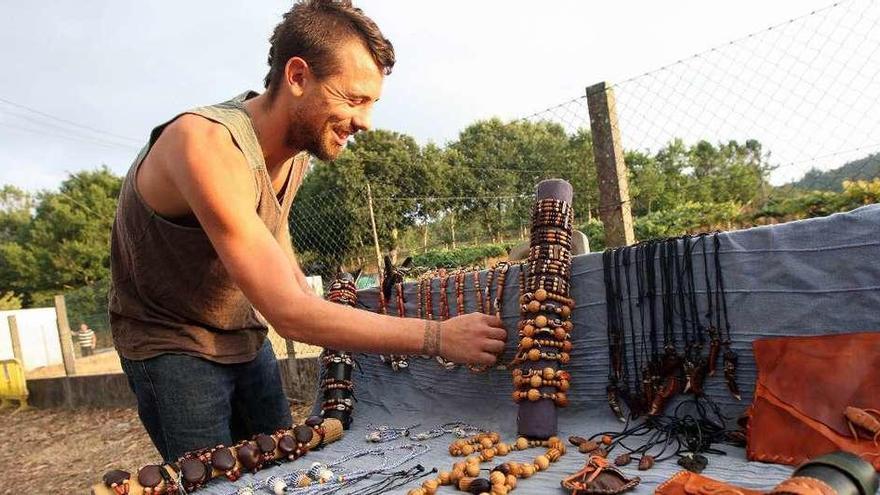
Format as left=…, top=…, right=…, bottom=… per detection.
left=437, top=313, right=508, bottom=365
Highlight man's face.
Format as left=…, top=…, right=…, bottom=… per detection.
left=289, top=40, right=384, bottom=161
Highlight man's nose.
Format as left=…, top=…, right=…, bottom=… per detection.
left=352, top=109, right=372, bottom=133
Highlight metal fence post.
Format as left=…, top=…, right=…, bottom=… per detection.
left=54, top=295, right=77, bottom=376
left=586, top=82, right=635, bottom=247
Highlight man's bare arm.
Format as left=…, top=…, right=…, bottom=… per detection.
left=152, top=116, right=505, bottom=363
left=279, top=225, right=316, bottom=295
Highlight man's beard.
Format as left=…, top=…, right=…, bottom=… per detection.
left=287, top=107, right=343, bottom=162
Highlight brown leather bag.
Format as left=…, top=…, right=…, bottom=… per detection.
left=655, top=471, right=838, bottom=495
left=746, top=332, right=880, bottom=470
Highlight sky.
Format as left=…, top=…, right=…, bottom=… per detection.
left=1, top=0, right=875, bottom=191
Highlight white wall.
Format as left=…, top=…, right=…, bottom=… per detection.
left=0, top=307, right=62, bottom=371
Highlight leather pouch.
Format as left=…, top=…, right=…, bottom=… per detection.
left=655, top=471, right=763, bottom=495
left=745, top=332, right=880, bottom=470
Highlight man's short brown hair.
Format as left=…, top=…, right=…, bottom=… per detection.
left=264, top=0, right=395, bottom=91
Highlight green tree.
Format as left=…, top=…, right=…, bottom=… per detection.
left=0, top=168, right=121, bottom=305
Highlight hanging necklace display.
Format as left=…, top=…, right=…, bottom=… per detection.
left=515, top=179, right=575, bottom=439
left=604, top=232, right=740, bottom=422
left=380, top=256, right=412, bottom=372
left=713, top=233, right=740, bottom=400
left=321, top=269, right=361, bottom=429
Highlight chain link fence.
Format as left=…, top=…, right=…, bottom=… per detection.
left=60, top=0, right=880, bottom=357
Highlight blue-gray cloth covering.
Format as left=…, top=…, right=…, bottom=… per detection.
left=202, top=204, right=880, bottom=494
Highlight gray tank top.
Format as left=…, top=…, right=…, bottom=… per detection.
left=109, top=92, right=307, bottom=363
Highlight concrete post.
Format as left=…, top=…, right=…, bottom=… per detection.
left=586, top=82, right=636, bottom=247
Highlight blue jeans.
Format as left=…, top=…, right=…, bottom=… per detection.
left=121, top=339, right=292, bottom=462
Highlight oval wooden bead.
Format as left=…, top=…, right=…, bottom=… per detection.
left=305, top=415, right=324, bottom=427
left=542, top=367, right=556, bottom=380
left=535, top=289, right=548, bottom=301
left=466, top=463, right=481, bottom=477
left=136, top=465, right=162, bottom=487
left=255, top=433, right=276, bottom=454
left=294, top=424, right=314, bottom=444
left=534, top=455, right=550, bottom=470
left=515, top=437, right=529, bottom=450
left=529, top=375, right=542, bottom=388
left=489, top=471, right=506, bottom=486
left=237, top=443, right=261, bottom=470
left=468, top=478, right=492, bottom=494
left=212, top=447, right=237, bottom=471
left=534, top=315, right=548, bottom=328
left=103, top=469, right=130, bottom=487
left=180, top=458, right=208, bottom=483
left=527, top=349, right=541, bottom=361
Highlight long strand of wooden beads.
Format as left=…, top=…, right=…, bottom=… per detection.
left=407, top=432, right=566, bottom=495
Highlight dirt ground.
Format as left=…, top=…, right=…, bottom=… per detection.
left=0, top=404, right=312, bottom=494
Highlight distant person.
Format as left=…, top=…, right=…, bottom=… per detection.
left=109, top=0, right=506, bottom=463
left=75, top=323, right=96, bottom=357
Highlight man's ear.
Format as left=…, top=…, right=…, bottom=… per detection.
left=284, top=57, right=310, bottom=97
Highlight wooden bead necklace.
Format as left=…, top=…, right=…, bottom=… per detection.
left=407, top=432, right=566, bottom=495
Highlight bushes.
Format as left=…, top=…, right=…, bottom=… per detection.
left=412, top=243, right=511, bottom=269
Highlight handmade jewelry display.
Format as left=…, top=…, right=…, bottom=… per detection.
left=227, top=443, right=429, bottom=495
left=567, top=395, right=742, bottom=475
left=94, top=417, right=343, bottom=495
left=380, top=255, right=413, bottom=371
left=321, top=269, right=361, bottom=429
left=603, top=232, right=739, bottom=422
left=406, top=431, right=567, bottom=495
left=515, top=179, right=576, bottom=438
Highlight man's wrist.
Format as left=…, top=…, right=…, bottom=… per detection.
left=421, top=320, right=442, bottom=356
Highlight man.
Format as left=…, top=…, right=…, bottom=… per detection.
left=75, top=322, right=96, bottom=357
left=109, top=0, right=506, bottom=463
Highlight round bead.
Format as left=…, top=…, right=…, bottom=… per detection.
left=535, top=455, right=550, bottom=470
left=520, top=337, right=534, bottom=350
left=439, top=471, right=452, bottom=485
left=601, top=435, right=613, bottom=446
left=527, top=349, right=541, bottom=361
left=521, top=465, right=536, bottom=478
left=480, top=437, right=494, bottom=449
left=534, top=315, right=548, bottom=328
left=554, top=328, right=567, bottom=340
left=535, top=289, right=547, bottom=301
left=529, top=375, right=542, bottom=388
left=542, top=367, right=556, bottom=380
left=560, top=306, right=571, bottom=318
left=555, top=393, right=569, bottom=407
left=489, top=432, right=500, bottom=442
left=558, top=379, right=570, bottom=392
left=559, top=352, right=570, bottom=364
left=527, top=300, right=541, bottom=312
left=489, top=471, right=506, bottom=486
left=506, top=475, right=517, bottom=489
left=492, top=485, right=509, bottom=495
left=562, top=341, right=573, bottom=352
left=423, top=479, right=439, bottom=494
left=468, top=478, right=491, bottom=494
left=496, top=443, right=510, bottom=455
left=462, top=444, right=474, bottom=455
left=527, top=388, right=541, bottom=401
left=408, top=489, right=425, bottom=495
left=515, top=438, right=528, bottom=450
left=451, top=469, right=465, bottom=483
left=466, top=463, right=481, bottom=477
left=522, top=325, right=535, bottom=337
